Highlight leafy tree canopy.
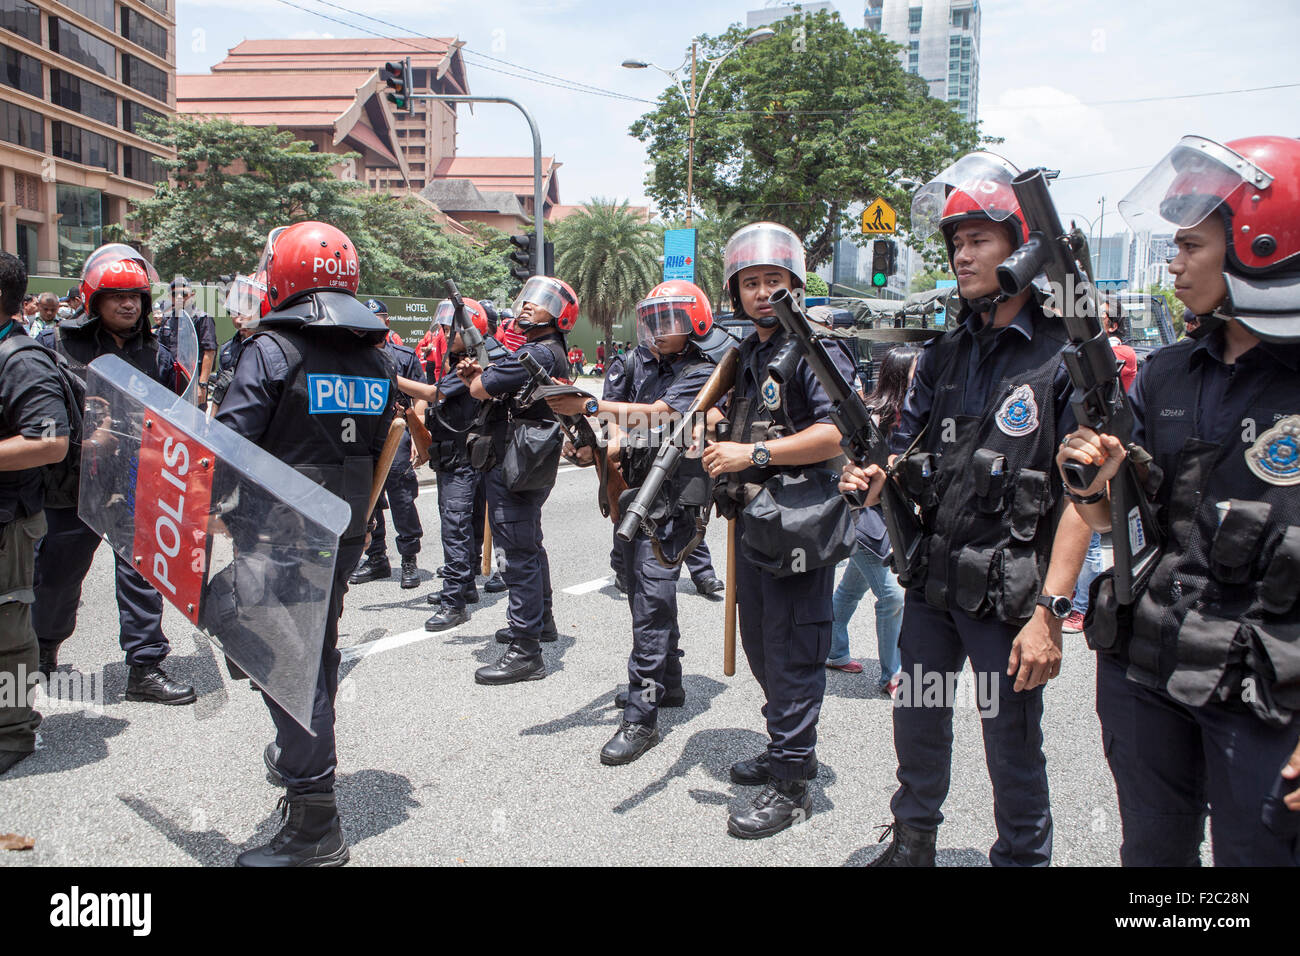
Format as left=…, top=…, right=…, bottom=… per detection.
left=630, top=10, right=981, bottom=270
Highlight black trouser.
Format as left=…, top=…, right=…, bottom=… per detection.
left=485, top=467, right=552, bottom=643
left=736, top=553, right=832, bottom=781
left=32, top=506, right=169, bottom=666
left=0, top=512, right=44, bottom=756
left=434, top=462, right=482, bottom=611
left=262, top=538, right=361, bottom=795
left=1096, top=652, right=1300, bottom=866
left=611, top=528, right=715, bottom=584
left=620, top=514, right=695, bottom=727
left=366, top=438, right=422, bottom=561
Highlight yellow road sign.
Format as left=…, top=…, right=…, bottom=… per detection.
left=861, top=198, right=897, bottom=235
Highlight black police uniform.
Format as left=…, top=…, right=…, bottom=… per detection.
left=0, top=323, right=69, bottom=767
left=884, top=299, right=1073, bottom=867
left=1092, top=326, right=1300, bottom=866
left=209, top=331, right=250, bottom=409
left=728, top=326, right=856, bottom=783
left=360, top=339, right=424, bottom=572
left=426, top=360, right=484, bottom=611
left=215, top=297, right=394, bottom=799
left=32, top=316, right=182, bottom=676
left=471, top=331, right=569, bottom=680
left=610, top=347, right=714, bottom=732
left=604, top=348, right=720, bottom=591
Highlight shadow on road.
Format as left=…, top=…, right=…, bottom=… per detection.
left=4, top=711, right=129, bottom=778
left=119, top=768, right=419, bottom=866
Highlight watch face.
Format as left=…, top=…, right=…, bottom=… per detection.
left=1049, top=595, right=1071, bottom=618
left=584, top=398, right=599, bottom=415
left=752, top=445, right=770, bottom=466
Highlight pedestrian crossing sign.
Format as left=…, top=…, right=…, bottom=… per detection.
left=861, top=198, right=897, bottom=235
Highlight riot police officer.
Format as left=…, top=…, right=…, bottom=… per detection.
left=349, top=298, right=425, bottom=590
left=0, top=251, right=70, bottom=776
left=701, top=223, right=855, bottom=838
left=216, top=221, right=395, bottom=866
left=1059, top=135, right=1300, bottom=865
left=32, top=244, right=196, bottom=705
left=550, top=280, right=723, bottom=764
left=208, top=272, right=264, bottom=413
left=458, top=275, right=575, bottom=685
left=423, top=297, right=494, bottom=630
left=841, top=154, right=1092, bottom=866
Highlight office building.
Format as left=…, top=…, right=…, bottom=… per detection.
left=865, top=0, right=979, bottom=124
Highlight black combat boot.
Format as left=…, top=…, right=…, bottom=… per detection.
left=474, top=640, right=545, bottom=685
left=600, top=721, right=660, bottom=766
left=616, top=685, right=686, bottom=709
left=729, top=751, right=771, bottom=785
left=867, top=820, right=937, bottom=867
left=425, top=605, right=470, bottom=632
left=125, top=664, right=196, bottom=705
left=399, top=556, right=419, bottom=589
left=495, top=611, right=557, bottom=644
left=694, top=575, right=725, bottom=598
left=236, top=793, right=349, bottom=867
left=263, top=742, right=285, bottom=788
left=727, top=777, right=813, bottom=839
left=349, top=554, right=391, bottom=584
left=483, top=571, right=507, bottom=593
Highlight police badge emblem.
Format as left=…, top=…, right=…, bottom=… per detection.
left=761, top=376, right=782, bottom=411
left=996, top=384, right=1039, bottom=437
left=1246, top=414, right=1300, bottom=486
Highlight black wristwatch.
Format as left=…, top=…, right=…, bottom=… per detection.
left=750, top=441, right=771, bottom=466
left=583, top=397, right=599, bottom=416
left=1037, top=594, right=1073, bottom=619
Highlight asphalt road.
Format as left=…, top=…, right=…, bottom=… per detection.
left=0, top=461, right=1139, bottom=867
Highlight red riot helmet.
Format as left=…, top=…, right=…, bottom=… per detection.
left=1120, top=135, right=1300, bottom=341
left=434, top=296, right=489, bottom=337
left=258, top=221, right=360, bottom=309
left=512, top=276, right=579, bottom=332
left=636, top=280, right=713, bottom=350
left=224, top=270, right=270, bottom=319
left=912, top=151, right=1027, bottom=270
left=80, top=243, right=159, bottom=322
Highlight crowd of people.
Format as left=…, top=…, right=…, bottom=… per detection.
left=1, top=132, right=1298, bottom=868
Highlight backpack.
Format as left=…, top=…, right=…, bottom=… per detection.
left=0, top=335, right=85, bottom=509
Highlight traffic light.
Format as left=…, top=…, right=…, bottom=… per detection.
left=871, top=239, right=897, bottom=288
left=383, top=57, right=414, bottom=114
left=508, top=233, right=536, bottom=282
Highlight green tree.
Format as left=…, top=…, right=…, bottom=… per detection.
left=630, top=10, right=980, bottom=270
left=805, top=273, right=829, bottom=296
left=553, top=199, right=660, bottom=359
left=129, top=117, right=364, bottom=282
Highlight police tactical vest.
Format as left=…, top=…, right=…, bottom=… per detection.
left=907, top=313, right=1069, bottom=623
left=468, top=333, right=570, bottom=467
left=252, top=328, right=394, bottom=541
left=1125, top=340, right=1300, bottom=726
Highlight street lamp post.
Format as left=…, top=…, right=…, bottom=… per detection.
left=623, top=28, right=774, bottom=227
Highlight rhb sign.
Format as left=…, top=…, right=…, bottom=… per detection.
left=131, top=415, right=214, bottom=625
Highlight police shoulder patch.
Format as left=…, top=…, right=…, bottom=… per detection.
left=761, top=376, right=781, bottom=411
left=1246, top=414, right=1300, bottom=486
left=996, top=384, right=1039, bottom=437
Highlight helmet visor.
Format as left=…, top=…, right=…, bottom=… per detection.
left=635, top=296, right=695, bottom=348
left=911, top=151, right=1021, bottom=238
left=434, top=299, right=455, bottom=327
left=723, top=223, right=807, bottom=288
left=511, top=276, right=571, bottom=322
left=254, top=226, right=289, bottom=279
left=1118, top=135, right=1272, bottom=234
left=224, top=274, right=267, bottom=317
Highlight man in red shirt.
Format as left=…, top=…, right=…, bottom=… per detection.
left=1104, top=295, right=1137, bottom=390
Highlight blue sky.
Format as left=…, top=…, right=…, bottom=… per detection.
left=176, top=0, right=1300, bottom=237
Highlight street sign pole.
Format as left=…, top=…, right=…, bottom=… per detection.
left=413, top=93, right=546, bottom=275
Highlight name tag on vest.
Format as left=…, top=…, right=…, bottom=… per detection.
left=307, top=375, right=389, bottom=415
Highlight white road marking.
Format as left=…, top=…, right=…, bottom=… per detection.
left=563, top=575, right=615, bottom=595
left=340, top=625, right=462, bottom=662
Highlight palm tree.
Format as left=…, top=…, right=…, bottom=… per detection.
left=554, top=199, right=660, bottom=361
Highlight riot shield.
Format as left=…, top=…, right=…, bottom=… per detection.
left=77, top=354, right=351, bottom=733
left=174, top=310, right=200, bottom=404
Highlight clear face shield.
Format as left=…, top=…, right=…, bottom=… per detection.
left=224, top=274, right=267, bottom=321
left=433, top=299, right=455, bottom=329
left=635, top=297, right=694, bottom=351
left=511, top=277, right=569, bottom=327
left=1117, top=135, right=1271, bottom=234
left=910, top=151, right=1021, bottom=239
left=723, top=223, right=808, bottom=289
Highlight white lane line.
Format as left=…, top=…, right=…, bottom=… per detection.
left=340, top=625, right=462, bottom=662
left=563, top=575, right=614, bottom=595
